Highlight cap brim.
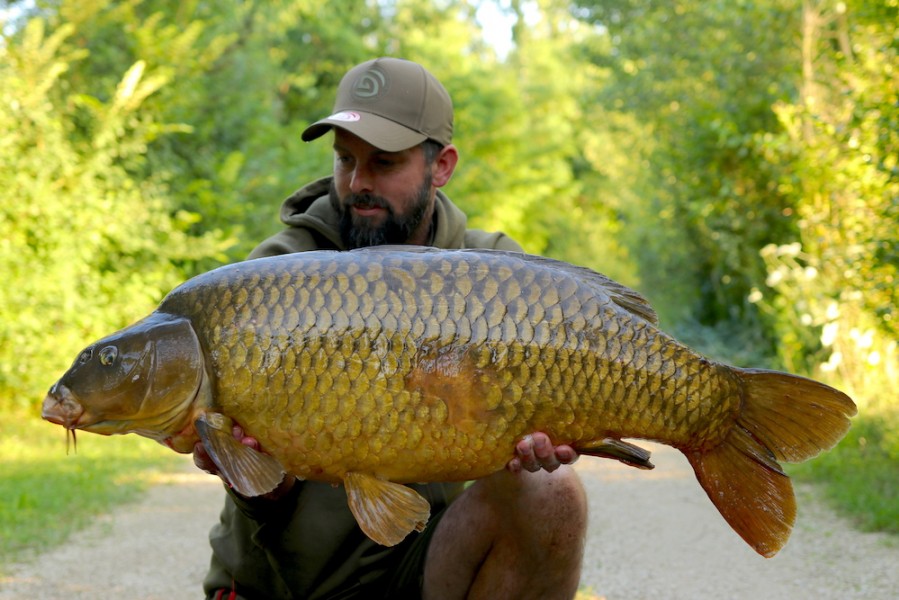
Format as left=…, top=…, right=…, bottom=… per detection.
left=301, top=111, right=427, bottom=152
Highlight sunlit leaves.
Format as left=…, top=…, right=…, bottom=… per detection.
left=0, top=13, right=230, bottom=409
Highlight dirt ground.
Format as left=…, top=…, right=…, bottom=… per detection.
left=1, top=443, right=897, bottom=599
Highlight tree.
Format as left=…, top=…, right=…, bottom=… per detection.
left=753, top=0, right=898, bottom=402
left=0, top=16, right=228, bottom=409
left=571, top=0, right=803, bottom=326
left=381, top=0, right=636, bottom=285
left=44, top=0, right=387, bottom=261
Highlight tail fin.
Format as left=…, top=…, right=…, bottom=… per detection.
left=686, top=368, right=856, bottom=558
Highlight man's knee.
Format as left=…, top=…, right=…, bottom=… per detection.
left=477, top=466, right=588, bottom=554
left=522, top=466, right=588, bottom=546
left=423, top=468, right=587, bottom=599
left=522, top=466, right=587, bottom=516
left=439, top=466, right=587, bottom=546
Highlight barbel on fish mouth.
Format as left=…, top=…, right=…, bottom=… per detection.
left=41, top=246, right=856, bottom=555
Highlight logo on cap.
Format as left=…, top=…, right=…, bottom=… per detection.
left=327, top=111, right=361, bottom=122
left=352, top=68, right=388, bottom=99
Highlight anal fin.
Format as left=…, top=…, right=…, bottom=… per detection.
left=195, top=412, right=286, bottom=497
left=344, top=472, right=431, bottom=547
left=575, top=438, right=654, bottom=469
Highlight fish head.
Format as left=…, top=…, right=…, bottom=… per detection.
left=42, top=312, right=208, bottom=450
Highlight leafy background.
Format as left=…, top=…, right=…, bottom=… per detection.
left=1, top=0, right=896, bottom=546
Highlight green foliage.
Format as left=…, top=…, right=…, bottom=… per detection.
left=398, top=0, right=638, bottom=288
left=0, top=15, right=231, bottom=409
left=748, top=0, right=898, bottom=400
left=38, top=0, right=389, bottom=262
left=753, top=242, right=898, bottom=407
left=668, top=318, right=778, bottom=370
left=572, top=0, right=803, bottom=324
left=0, top=412, right=181, bottom=568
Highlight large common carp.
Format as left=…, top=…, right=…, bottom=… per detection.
left=42, top=247, right=856, bottom=556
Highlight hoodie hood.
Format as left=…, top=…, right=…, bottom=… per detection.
left=278, top=177, right=344, bottom=249
left=277, top=176, right=470, bottom=250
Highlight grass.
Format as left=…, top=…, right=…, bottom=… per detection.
left=0, top=411, right=182, bottom=571
left=788, top=407, right=899, bottom=535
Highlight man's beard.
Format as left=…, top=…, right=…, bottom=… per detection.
left=329, top=174, right=433, bottom=249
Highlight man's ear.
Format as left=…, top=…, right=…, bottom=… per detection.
left=431, top=144, right=459, bottom=188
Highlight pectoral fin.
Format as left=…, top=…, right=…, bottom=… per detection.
left=344, top=472, right=431, bottom=547
left=195, top=412, right=286, bottom=497
left=576, top=438, right=655, bottom=469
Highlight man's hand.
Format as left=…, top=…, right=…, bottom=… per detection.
left=507, top=432, right=578, bottom=474
left=193, top=423, right=295, bottom=501
left=193, top=423, right=261, bottom=476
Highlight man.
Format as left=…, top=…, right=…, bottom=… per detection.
left=195, top=57, right=588, bottom=600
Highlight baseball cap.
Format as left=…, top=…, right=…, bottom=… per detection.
left=301, top=57, right=453, bottom=152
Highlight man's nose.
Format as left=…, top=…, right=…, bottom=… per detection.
left=350, top=164, right=374, bottom=194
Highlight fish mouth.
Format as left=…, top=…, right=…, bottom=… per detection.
left=41, top=383, right=85, bottom=430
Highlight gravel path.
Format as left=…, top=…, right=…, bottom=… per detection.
left=2, top=446, right=896, bottom=599
left=577, top=443, right=898, bottom=599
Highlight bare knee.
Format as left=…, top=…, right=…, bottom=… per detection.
left=424, top=467, right=587, bottom=600
left=502, top=466, right=588, bottom=559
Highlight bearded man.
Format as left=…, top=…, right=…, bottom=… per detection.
left=195, top=57, right=588, bottom=600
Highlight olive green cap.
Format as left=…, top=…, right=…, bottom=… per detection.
left=302, top=57, right=453, bottom=152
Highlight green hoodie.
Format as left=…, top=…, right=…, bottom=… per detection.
left=204, top=178, right=522, bottom=599
left=247, top=177, right=522, bottom=258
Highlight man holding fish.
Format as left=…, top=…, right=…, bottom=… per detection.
left=43, top=54, right=856, bottom=599
left=194, top=57, right=589, bottom=600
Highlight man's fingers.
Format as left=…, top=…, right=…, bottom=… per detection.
left=515, top=435, right=534, bottom=471
left=193, top=441, right=217, bottom=474
left=532, top=433, right=561, bottom=472
left=508, top=433, right=578, bottom=474
left=515, top=434, right=547, bottom=473
left=241, top=435, right=261, bottom=451
left=531, top=432, right=555, bottom=459
left=555, top=445, right=578, bottom=465
left=232, top=423, right=261, bottom=450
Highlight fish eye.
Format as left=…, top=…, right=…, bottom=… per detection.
left=99, top=346, right=118, bottom=366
